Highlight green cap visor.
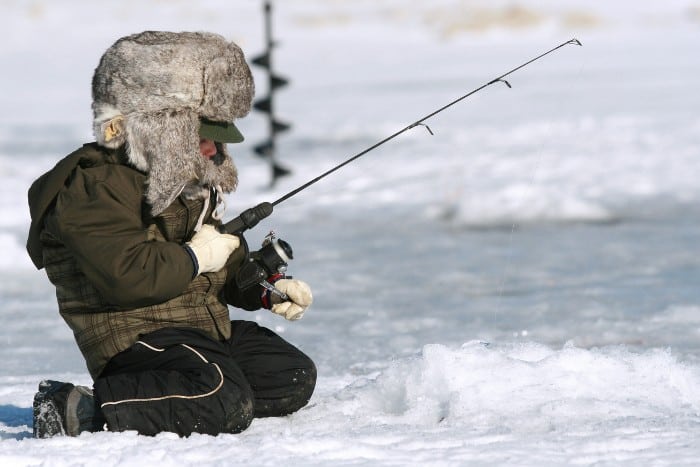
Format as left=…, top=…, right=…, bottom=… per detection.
left=199, top=118, right=244, bottom=143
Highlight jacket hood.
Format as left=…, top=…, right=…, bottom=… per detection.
left=26, top=144, right=119, bottom=269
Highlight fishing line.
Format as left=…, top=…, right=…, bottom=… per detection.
left=492, top=43, right=588, bottom=336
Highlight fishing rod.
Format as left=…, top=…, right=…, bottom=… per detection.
left=224, top=38, right=582, bottom=296
left=223, top=38, right=581, bottom=235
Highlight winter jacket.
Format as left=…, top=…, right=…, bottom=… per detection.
left=27, top=143, right=261, bottom=379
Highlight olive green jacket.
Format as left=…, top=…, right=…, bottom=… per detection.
left=27, top=143, right=260, bottom=379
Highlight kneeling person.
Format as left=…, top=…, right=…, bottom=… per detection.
left=27, top=31, right=316, bottom=437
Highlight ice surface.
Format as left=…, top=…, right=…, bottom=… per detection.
left=1, top=0, right=699, bottom=465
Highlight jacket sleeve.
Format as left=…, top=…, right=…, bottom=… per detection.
left=45, top=165, right=195, bottom=308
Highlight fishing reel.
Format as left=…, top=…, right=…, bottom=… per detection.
left=236, top=231, right=293, bottom=300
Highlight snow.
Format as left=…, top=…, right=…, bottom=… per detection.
left=1, top=0, right=700, bottom=465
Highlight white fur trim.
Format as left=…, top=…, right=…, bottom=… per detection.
left=93, top=102, right=123, bottom=123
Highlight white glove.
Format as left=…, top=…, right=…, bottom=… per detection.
left=185, top=224, right=240, bottom=275
left=270, top=279, right=313, bottom=321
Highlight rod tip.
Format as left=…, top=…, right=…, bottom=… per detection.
left=569, top=38, right=583, bottom=46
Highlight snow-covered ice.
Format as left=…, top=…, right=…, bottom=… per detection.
left=1, top=0, right=699, bottom=465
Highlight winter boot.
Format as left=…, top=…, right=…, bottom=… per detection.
left=32, top=380, right=103, bottom=438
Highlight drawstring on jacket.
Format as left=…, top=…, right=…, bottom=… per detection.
left=193, top=185, right=226, bottom=232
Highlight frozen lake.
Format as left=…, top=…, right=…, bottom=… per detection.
left=1, top=1, right=699, bottom=465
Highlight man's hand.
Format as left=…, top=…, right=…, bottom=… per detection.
left=270, top=279, right=313, bottom=321
left=185, top=224, right=240, bottom=275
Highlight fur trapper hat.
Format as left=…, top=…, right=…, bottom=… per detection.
left=92, top=31, right=254, bottom=215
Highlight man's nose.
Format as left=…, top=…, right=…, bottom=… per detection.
left=200, top=139, right=217, bottom=157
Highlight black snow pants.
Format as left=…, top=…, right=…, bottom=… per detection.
left=93, top=321, right=316, bottom=437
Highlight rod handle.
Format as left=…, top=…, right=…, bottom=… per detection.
left=221, top=202, right=273, bottom=234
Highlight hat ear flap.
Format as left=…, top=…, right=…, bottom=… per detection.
left=128, top=109, right=201, bottom=215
